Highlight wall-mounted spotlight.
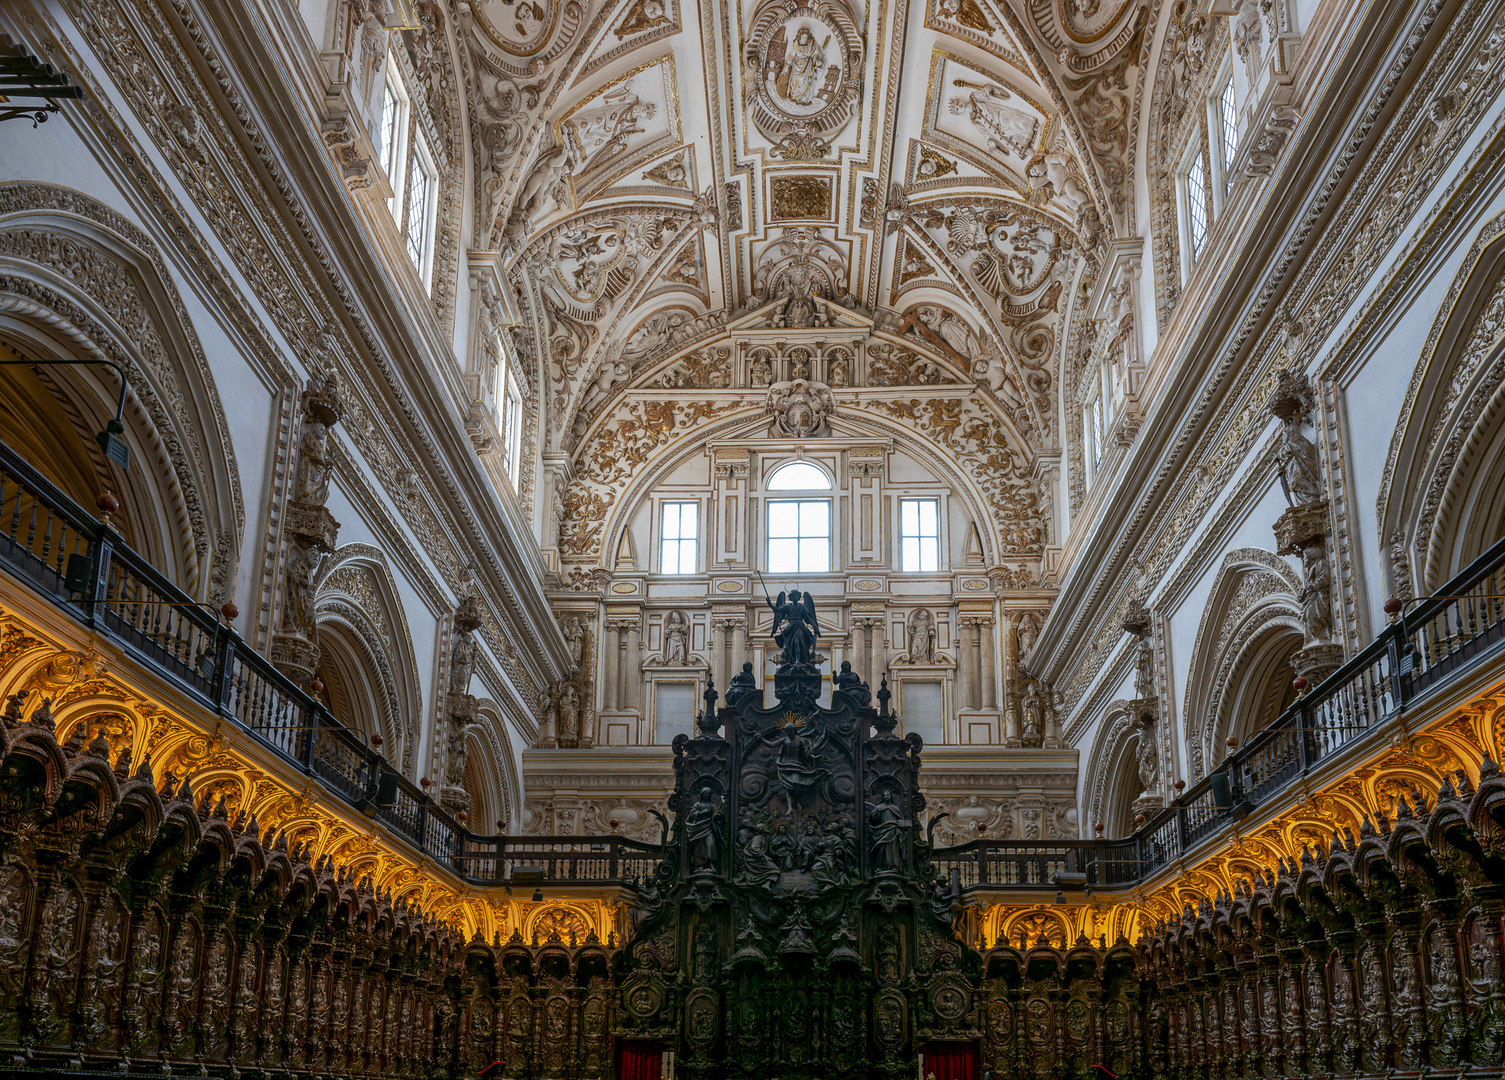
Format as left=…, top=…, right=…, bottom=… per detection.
left=1, top=355, right=131, bottom=470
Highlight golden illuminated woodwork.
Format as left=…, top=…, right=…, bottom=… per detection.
left=0, top=601, right=620, bottom=944
left=7, top=590, right=1503, bottom=949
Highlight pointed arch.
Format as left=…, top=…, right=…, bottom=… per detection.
left=1381, top=211, right=1505, bottom=593
left=1084, top=701, right=1142, bottom=839
left=1181, top=548, right=1304, bottom=780
left=0, top=183, right=244, bottom=601
left=313, top=544, right=424, bottom=776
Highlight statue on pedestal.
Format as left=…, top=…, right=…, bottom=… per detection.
left=768, top=587, right=820, bottom=668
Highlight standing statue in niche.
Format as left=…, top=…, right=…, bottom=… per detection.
left=749, top=354, right=772, bottom=388
left=828, top=357, right=850, bottom=388
left=1275, top=402, right=1324, bottom=506
left=868, top=788, right=908, bottom=873
left=906, top=609, right=936, bottom=663
left=1015, top=612, right=1040, bottom=661
left=1301, top=544, right=1334, bottom=642
left=768, top=587, right=820, bottom=667
left=557, top=683, right=581, bottom=747
left=282, top=540, right=322, bottom=639
left=1134, top=635, right=1156, bottom=701
left=684, top=787, right=720, bottom=871
left=562, top=616, right=588, bottom=670
left=1020, top=680, right=1043, bottom=745
left=294, top=414, right=335, bottom=504
left=663, top=611, right=689, bottom=665
left=1135, top=715, right=1159, bottom=794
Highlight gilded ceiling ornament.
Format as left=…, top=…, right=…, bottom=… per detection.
left=769, top=175, right=833, bottom=221
left=743, top=0, right=865, bottom=159
left=932, top=0, right=994, bottom=34
left=915, top=144, right=959, bottom=181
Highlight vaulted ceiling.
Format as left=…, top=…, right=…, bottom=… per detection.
left=444, top=0, right=1152, bottom=576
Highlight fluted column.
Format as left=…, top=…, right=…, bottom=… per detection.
left=624, top=620, right=642, bottom=713
left=956, top=619, right=974, bottom=711
left=732, top=617, right=747, bottom=673
left=602, top=623, right=620, bottom=712
left=980, top=618, right=997, bottom=709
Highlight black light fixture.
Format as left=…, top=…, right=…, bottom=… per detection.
left=1, top=354, right=131, bottom=471
left=532, top=886, right=544, bottom=903
left=0, top=35, right=83, bottom=128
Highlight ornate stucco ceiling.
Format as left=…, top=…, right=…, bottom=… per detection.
left=450, top=0, right=1149, bottom=578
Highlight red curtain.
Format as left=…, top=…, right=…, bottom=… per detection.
left=921, top=1041, right=979, bottom=1080
left=616, top=1040, right=663, bottom=1080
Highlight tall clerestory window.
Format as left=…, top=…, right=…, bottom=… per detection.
left=766, top=461, right=832, bottom=574
left=1184, top=151, right=1209, bottom=262
left=495, top=341, right=523, bottom=481
left=899, top=498, right=941, bottom=572
left=659, top=502, right=699, bottom=574
left=1218, top=76, right=1239, bottom=187
left=375, top=55, right=439, bottom=288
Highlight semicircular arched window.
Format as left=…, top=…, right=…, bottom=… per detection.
left=767, top=461, right=831, bottom=490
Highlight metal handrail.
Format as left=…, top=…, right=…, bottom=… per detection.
left=934, top=530, right=1505, bottom=891
left=0, top=438, right=652, bottom=887
left=4, top=435, right=1504, bottom=894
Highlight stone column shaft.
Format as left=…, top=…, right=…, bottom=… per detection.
left=624, top=623, right=642, bottom=712
left=956, top=620, right=974, bottom=711
left=602, top=625, right=620, bottom=712
left=981, top=619, right=997, bottom=709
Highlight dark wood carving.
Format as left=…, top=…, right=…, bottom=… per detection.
left=0, top=673, right=1504, bottom=1077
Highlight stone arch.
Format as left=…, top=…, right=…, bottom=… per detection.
left=580, top=398, right=1037, bottom=575
left=470, top=700, right=522, bottom=833
left=1181, top=547, right=1304, bottom=779
left=0, top=183, right=244, bottom=602
left=1084, top=701, right=1142, bottom=839
left=313, top=544, right=423, bottom=775
left=1380, top=212, right=1505, bottom=592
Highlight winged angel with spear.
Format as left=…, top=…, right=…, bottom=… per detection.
left=761, top=571, right=821, bottom=667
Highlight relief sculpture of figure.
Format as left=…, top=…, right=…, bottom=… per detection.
left=868, top=788, right=908, bottom=873
left=663, top=610, right=689, bottom=665
left=777, top=27, right=826, bottom=106
left=684, top=787, right=719, bottom=872
left=768, top=586, right=820, bottom=667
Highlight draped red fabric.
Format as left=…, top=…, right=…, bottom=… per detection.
left=616, top=1040, right=663, bottom=1080
left=921, top=1041, right=979, bottom=1080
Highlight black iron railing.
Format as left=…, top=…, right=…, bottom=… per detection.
left=0, top=439, right=641, bottom=889
left=932, top=531, right=1505, bottom=891
left=4, top=436, right=1504, bottom=894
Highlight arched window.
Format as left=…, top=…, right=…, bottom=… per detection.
left=767, top=461, right=831, bottom=490
left=766, top=461, right=832, bottom=573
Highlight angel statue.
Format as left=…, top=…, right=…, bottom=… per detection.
left=768, top=585, right=820, bottom=667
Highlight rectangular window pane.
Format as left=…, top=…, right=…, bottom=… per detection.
left=1220, top=77, right=1239, bottom=178
left=1186, top=153, right=1208, bottom=258
left=405, top=142, right=434, bottom=276
left=379, top=82, right=400, bottom=179
left=899, top=497, right=941, bottom=572
left=660, top=502, right=698, bottom=573
left=768, top=501, right=798, bottom=537
left=767, top=500, right=830, bottom=573
left=768, top=537, right=799, bottom=573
